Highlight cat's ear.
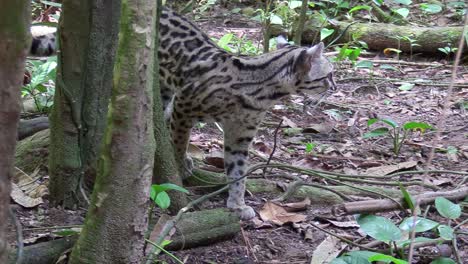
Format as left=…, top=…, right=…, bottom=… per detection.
left=306, top=42, right=325, bottom=59
left=276, top=35, right=289, bottom=49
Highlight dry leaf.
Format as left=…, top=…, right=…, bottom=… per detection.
left=325, top=219, right=360, bottom=228
left=310, top=235, right=345, bottom=264
left=252, top=217, right=273, bottom=229
left=11, top=183, right=43, bottom=208
left=204, top=150, right=225, bottom=169
left=259, top=201, right=306, bottom=225
left=364, top=161, right=418, bottom=176
left=187, top=143, right=205, bottom=160
left=281, top=116, right=298, bottom=128
left=283, top=198, right=311, bottom=212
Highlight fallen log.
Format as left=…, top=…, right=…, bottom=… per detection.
left=147, top=208, right=240, bottom=251
left=332, top=186, right=468, bottom=216
left=17, top=116, right=49, bottom=140
left=8, top=236, right=78, bottom=264
left=272, top=20, right=466, bottom=55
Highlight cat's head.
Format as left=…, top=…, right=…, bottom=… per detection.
left=277, top=36, right=336, bottom=97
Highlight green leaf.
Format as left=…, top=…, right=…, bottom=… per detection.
left=357, top=215, right=402, bottom=243
left=270, top=14, right=283, bottom=25
left=30, top=60, right=57, bottom=89
left=392, top=0, right=412, bottom=5
left=40, top=0, right=62, bottom=7
left=399, top=217, right=439, bottom=232
left=399, top=183, right=414, bottom=210
left=438, top=225, right=454, bottom=240
left=152, top=183, right=189, bottom=196
left=394, top=8, right=410, bottom=18
left=53, top=229, right=81, bottom=236
left=403, top=122, right=433, bottom=131
left=435, top=197, right=461, bottom=219
left=398, top=82, right=415, bottom=91
left=372, top=0, right=383, bottom=6
left=161, top=239, right=172, bottom=247
left=368, top=253, right=408, bottom=264
left=430, top=257, right=456, bottom=264
left=155, top=191, right=171, bottom=209
left=367, top=118, right=379, bottom=126
left=288, top=0, right=303, bottom=9
left=348, top=5, right=372, bottom=14
left=332, top=250, right=375, bottom=264
left=320, top=28, right=335, bottom=41
left=305, top=142, right=317, bottom=153
left=217, top=33, right=234, bottom=52
left=421, top=3, right=443, bottom=13
left=355, top=60, right=373, bottom=68
left=380, top=118, right=398, bottom=128
left=363, top=127, right=389, bottom=139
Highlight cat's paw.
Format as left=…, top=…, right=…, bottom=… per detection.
left=180, top=155, right=193, bottom=179
left=232, top=206, right=256, bottom=221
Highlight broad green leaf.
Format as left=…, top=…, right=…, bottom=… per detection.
left=348, top=5, right=372, bottom=14
left=357, top=215, right=402, bottom=243
left=394, top=8, right=410, bottom=18
left=217, top=33, right=234, bottom=52
left=399, top=217, right=439, bottom=232
left=380, top=118, right=398, bottom=128
left=435, top=197, right=461, bottom=219
left=152, top=183, right=189, bottom=196
left=398, top=82, right=414, bottom=91
left=355, top=60, right=373, bottom=68
left=392, top=0, right=412, bottom=5
left=161, top=239, right=172, bottom=247
left=396, top=237, right=436, bottom=248
left=363, top=127, right=389, bottom=139
left=155, top=191, right=171, bottom=209
left=438, top=225, right=454, bottom=240
left=367, top=118, right=379, bottom=126
left=403, top=122, right=433, bottom=131
left=270, top=14, right=283, bottom=25
left=305, top=142, right=317, bottom=153
left=368, top=253, right=408, bottom=264
left=421, top=4, right=443, bottom=13
left=288, top=0, right=303, bottom=9
left=330, top=258, right=350, bottom=264
left=399, top=183, right=414, bottom=210
left=332, top=251, right=375, bottom=264
left=431, top=257, right=456, bottom=264
left=30, top=60, right=57, bottom=89
left=320, top=28, right=335, bottom=41
left=372, top=0, right=383, bottom=6
left=347, top=251, right=376, bottom=260
left=349, top=48, right=361, bottom=61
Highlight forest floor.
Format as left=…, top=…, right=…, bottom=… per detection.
left=8, top=3, right=468, bottom=264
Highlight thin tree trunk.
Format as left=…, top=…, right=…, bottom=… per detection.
left=293, top=0, right=308, bottom=45
left=0, top=1, right=30, bottom=262
left=48, top=0, right=120, bottom=208
left=69, top=0, right=156, bottom=262
left=152, top=0, right=188, bottom=213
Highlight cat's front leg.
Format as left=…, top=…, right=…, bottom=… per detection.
left=223, top=124, right=257, bottom=220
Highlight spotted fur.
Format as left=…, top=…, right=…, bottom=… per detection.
left=29, top=8, right=336, bottom=220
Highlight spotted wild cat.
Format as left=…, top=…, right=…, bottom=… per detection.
left=29, top=7, right=336, bottom=220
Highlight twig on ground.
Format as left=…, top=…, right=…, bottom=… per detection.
left=241, top=226, right=258, bottom=262
left=262, top=119, right=283, bottom=178
left=332, top=186, right=468, bottom=216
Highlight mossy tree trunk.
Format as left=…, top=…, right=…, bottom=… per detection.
left=0, top=1, right=30, bottom=262
left=69, top=0, right=156, bottom=262
left=152, top=0, right=188, bottom=213
left=48, top=0, right=120, bottom=208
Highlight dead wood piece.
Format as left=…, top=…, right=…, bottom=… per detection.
left=149, top=208, right=240, bottom=251
left=332, top=186, right=468, bottom=216
left=17, top=117, right=49, bottom=140
left=9, top=236, right=78, bottom=264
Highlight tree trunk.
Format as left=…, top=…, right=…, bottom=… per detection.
left=0, top=1, right=30, bottom=262
left=152, top=0, right=188, bottom=214
left=48, top=0, right=120, bottom=208
left=69, top=0, right=156, bottom=262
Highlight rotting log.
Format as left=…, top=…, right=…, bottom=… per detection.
left=332, top=186, right=468, bottom=216
left=148, top=208, right=240, bottom=251
left=17, top=116, right=49, bottom=140
left=273, top=20, right=467, bottom=55
left=8, top=236, right=78, bottom=264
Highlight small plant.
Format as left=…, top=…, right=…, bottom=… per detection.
left=305, top=142, right=318, bottom=153
left=334, top=45, right=362, bottom=63
left=215, top=33, right=261, bottom=55
left=332, top=188, right=462, bottom=264
left=400, top=35, right=420, bottom=60
left=438, top=46, right=458, bottom=60
left=22, top=56, right=57, bottom=112
left=150, top=183, right=189, bottom=210
left=363, top=118, right=433, bottom=155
